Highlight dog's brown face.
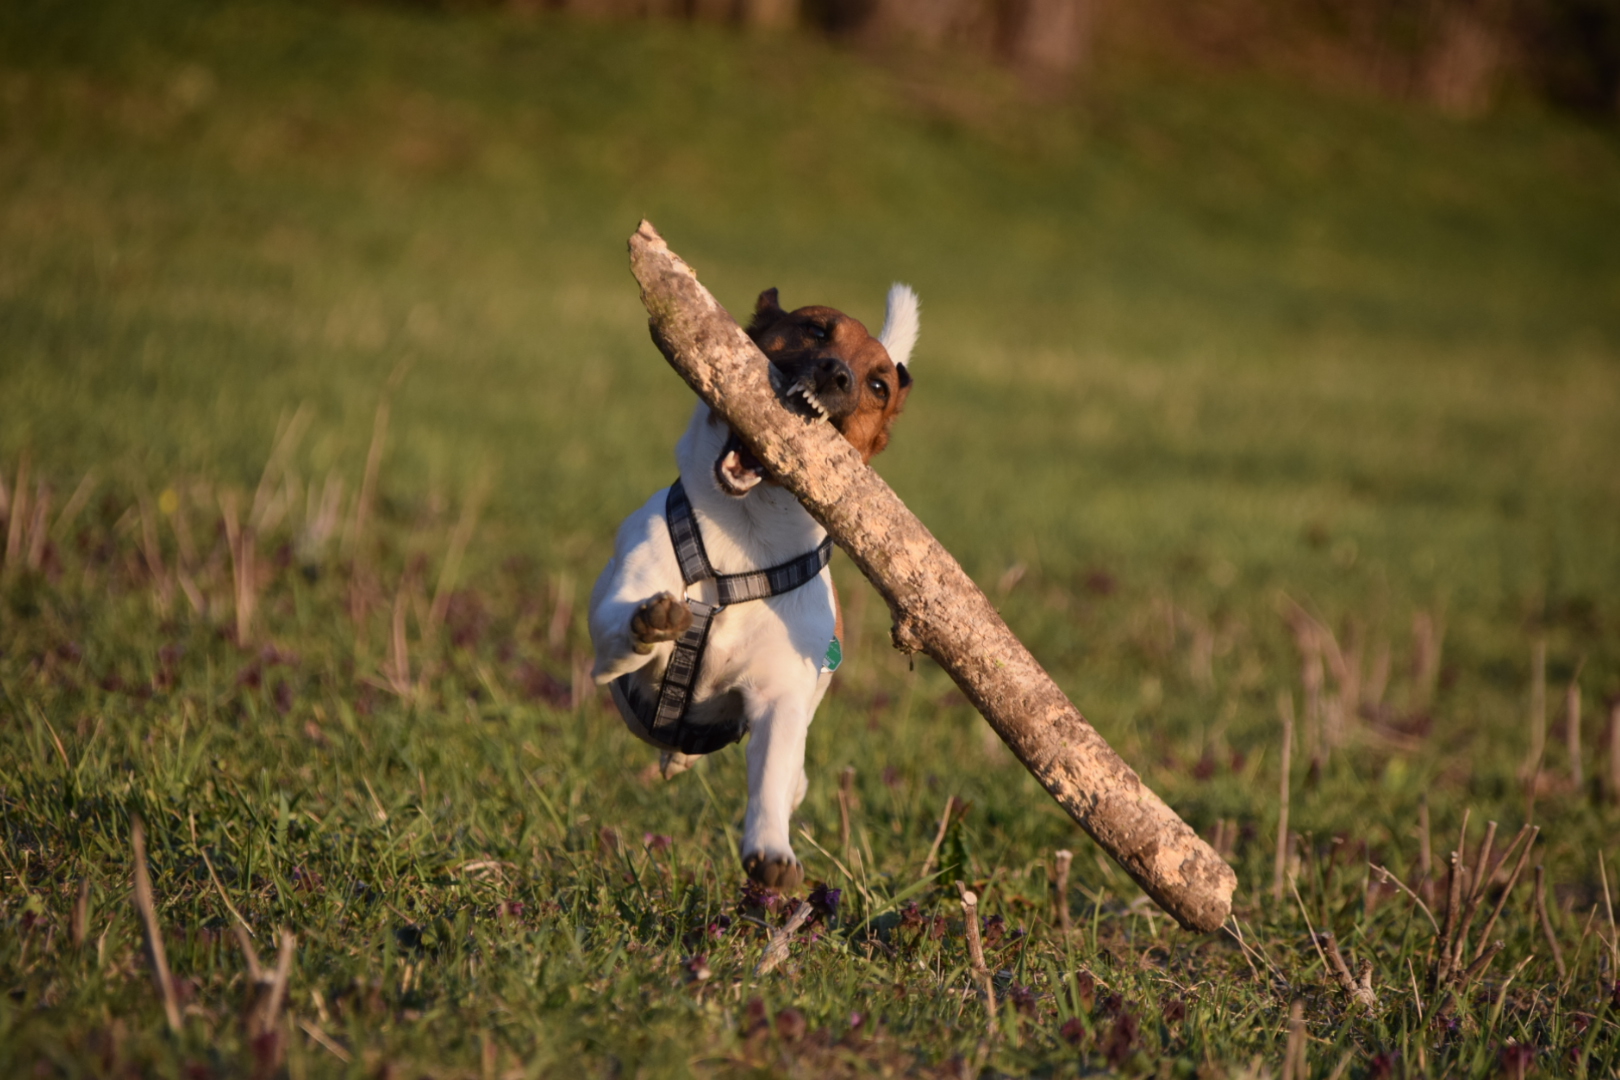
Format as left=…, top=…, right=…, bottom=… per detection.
left=749, top=288, right=912, bottom=460
left=710, top=288, right=913, bottom=497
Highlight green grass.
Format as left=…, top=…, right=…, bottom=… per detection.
left=2, top=0, right=1619, bottom=1074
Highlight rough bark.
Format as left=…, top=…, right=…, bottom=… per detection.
left=627, top=220, right=1236, bottom=933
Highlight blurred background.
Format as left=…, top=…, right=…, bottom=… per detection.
left=1, top=0, right=1618, bottom=811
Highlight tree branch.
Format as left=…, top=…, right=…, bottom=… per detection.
left=627, top=221, right=1236, bottom=933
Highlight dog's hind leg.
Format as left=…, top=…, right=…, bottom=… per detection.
left=740, top=697, right=811, bottom=891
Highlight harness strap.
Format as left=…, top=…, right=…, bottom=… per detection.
left=665, top=477, right=834, bottom=603
left=614, top=478, right=833, bottom=756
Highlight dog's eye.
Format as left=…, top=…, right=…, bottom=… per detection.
left=867, top=376, right=890, bottom=402
left=806, top=324, right=827, bottom=341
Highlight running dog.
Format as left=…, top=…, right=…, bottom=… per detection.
left=589, top=283, right=919, bottom=889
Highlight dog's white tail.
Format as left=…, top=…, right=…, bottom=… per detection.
left=878, top=283, right=919, bottom=370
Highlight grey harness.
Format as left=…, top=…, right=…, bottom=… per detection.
left=613, top=478, right=834, bottom=756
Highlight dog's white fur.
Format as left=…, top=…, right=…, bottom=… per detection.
left=589, top=405, right=835, bottom=877
left=589, top=283, right=918, bottom=884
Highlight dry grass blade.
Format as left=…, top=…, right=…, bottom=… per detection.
left=201, top=848, right=255, bottom=940
left=51, top=470, right=97, bottom=541
left=755, top=900, right=812, bottom=976
left=1468, top=821, right=1499, bottom=911
left=137, top=493, right=174, bottom=613
left=1301, top=626, right=1325, bottom=768
left=1432, top=847, right=1464, bottom=991
left=427, top=470, right=491, bottom=643
left=1291, top=877, right=1373, bottom=1010
left=837, top=766, right=855, bottom=859
left=1424, top=815, right=1534, bottom=993
left=546, top=572, right=574, bottom=653
left=1365, top=637, right=1391, bottom=713
left=251, top=401, right=313, bottom=533
left=919, top=795, right=957, bottom=880
left=1052, top=849, right=1073, bottom=936
left=1449, top=818, right=1498, bottom=966
left=1332, top=618, right=1363, bottom=739
left=388, top=580, right=413, bottom=698
left=1323, top=932, right=1378, bottom=1011
left=32, top=704, right=72, bottom=772
left=25, top=480, right=52, bottom=571
left=1371, top=864, right=1438, bottom=933
left=297, top=1019, right=352, bottom=1063
left=1608, top=699, right=1620, bottom=806
left=794, top=826, right=874, bottom=912
left=167, top=485, right=207, bottom=616
left=1600, top=851, right=1619, bottom=978
left=4, top=452, right=29, bottom=573
left=1281, top=999, right=1306, bottom=1080
left=1410, top=608, right=1443, bottom=713
left=1225, top=917, right=1287, bottom=989
left=568, top=649, right=591, bottom=711
left=957, top=884, right=998, bottom=1036
left=234, top=922, right=265, bottom=984
left=242, top=929, right=296, bottom=1075
left=301, top=471, right=345, bottom=559
left=220, top=491, right=257, bottom=646
left=349, top=398, right=391, bottom=560
left=1564, top=665, right=1584, bottom=788
left=262, top=931, right=295, bottom=1033
left=1533, top=864, right=1567, bottom=981
left=1520, top=637, right=1547, bottom=782
left=131, top=815, right=183, bottom=1034
left=1457, top=940, right=1504, bottom=989
left=1473, top=825, right=1537, bottom=959
left=72, top=878, right=91, bottom=948
left=1273, top=689, right=1295, bottom=902
left=1417, top=795, right=1434, bottom=905
left=1280, top=595, right=1361, bottom=753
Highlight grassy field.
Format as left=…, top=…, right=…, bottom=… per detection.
left=2, top=0, right=1620, bottom=1075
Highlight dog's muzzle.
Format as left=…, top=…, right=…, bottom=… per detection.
left=780, top=356, right=857, bottom=425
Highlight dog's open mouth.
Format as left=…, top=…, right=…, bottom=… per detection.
left=714, top=372, right=839, bottom=497
left=714, top=430, right=768, bottom=497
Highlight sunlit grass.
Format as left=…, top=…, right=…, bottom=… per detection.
left=1, top=0, right=1618, bottom=1074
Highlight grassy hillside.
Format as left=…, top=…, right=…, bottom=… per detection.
left=1, top=0, right=1618, bottom=1075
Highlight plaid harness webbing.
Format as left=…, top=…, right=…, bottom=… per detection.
left=614, top=478, right=833, bottom=756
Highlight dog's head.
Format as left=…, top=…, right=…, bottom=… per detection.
left=709, top=284, right=918, bottom=497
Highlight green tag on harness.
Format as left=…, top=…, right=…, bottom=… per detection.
left=822, top=636, right=842, bottom=673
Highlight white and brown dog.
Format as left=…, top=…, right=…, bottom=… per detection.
left=589, top=284, right=919, bottom=890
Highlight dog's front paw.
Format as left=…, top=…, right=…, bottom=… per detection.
left=630, top=593, right=692, bottom=654
left=742, top=849, right=804, bottom=891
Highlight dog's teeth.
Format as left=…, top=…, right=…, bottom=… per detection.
left=788, top=380, right=829, bottom=422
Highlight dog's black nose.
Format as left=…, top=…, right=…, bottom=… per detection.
left=814, top=357, right=852, bottom=395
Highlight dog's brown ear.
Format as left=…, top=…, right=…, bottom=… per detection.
left=747, top=288, right=784, bottom=338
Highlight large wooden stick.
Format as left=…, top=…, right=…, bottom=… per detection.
left=628, top=221, right=1236, bottom=932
